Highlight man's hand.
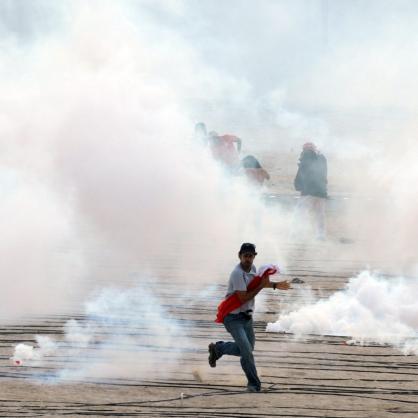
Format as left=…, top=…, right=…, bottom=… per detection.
left=261, top=275, right=271, bottom=287
left=276, top=280, right=291, bottom=290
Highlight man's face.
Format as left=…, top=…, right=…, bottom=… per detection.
left=239, top=252, right=255, bottom=270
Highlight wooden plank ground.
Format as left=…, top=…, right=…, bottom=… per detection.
left=1, top=248, right=417, bottom=418
left=1, top=155, right=417, bottom=417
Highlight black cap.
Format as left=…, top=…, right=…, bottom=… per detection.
left=239, top=243, right=257, bottom=255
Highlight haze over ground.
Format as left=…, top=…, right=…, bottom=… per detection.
left=0, top=1, right=417, bottom=376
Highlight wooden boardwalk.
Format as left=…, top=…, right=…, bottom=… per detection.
left=1, top=242, right=418, bottom=418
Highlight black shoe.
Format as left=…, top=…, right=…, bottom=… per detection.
left=246, top=385, right=261, bottom=393
left=208, top=343, right=217, bottom=368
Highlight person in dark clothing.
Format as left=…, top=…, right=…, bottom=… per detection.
left=242, top=155, right=262, bottom=169
left=241, top=155, right=270, bottom=186
left=294, top=143, right=327, bottom=198
left=293, top=142, right=328, bottom=239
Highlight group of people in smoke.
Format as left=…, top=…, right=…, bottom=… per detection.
left=194, top=122, right=270, bottom=187
left=195, top=122, right=328, bottom=240
left=204, top=137, right=328, bottom=393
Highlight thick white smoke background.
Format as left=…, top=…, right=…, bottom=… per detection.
left=0, top=0, right=293, bottom=323
left=267, top=271, right=418, bottom=355
left=0, top=168, right=84, bottom=321
left=11, top=281, right=193, bottom=381
left=153, top=0, right=418, bottom=277
left=3, top=0, right=418, bottom=376
left=4, top=1, right=292, bottom=381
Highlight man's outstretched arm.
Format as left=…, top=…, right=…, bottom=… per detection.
left=235, top=275, right=269, bottom=303
left=265, top=280, right=291, bottom=290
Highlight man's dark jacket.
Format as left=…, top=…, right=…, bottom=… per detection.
left=294, top=151, right=327, bottom=198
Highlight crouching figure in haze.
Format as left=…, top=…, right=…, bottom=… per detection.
left=209, top=243, right=290, bottom=392
left=293, top=142, right=328, bottom=240
left=208, top=131, right=242, bottom=171
left=241, top=155, right=270, bottom=187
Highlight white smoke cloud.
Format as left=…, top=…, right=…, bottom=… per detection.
left=0, top=0, right=294, bottom=322
left=11, top=281, right=202, bottom=382
left=11, top=335, right=57, bottom=366
left=0, top=173, right=84, bottom=321
left=267, top=271, right=418, bottom=355
left=1, top=0, right=418, bottom=350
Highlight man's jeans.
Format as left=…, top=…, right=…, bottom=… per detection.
left=215, top=313, right=261, bottom=390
